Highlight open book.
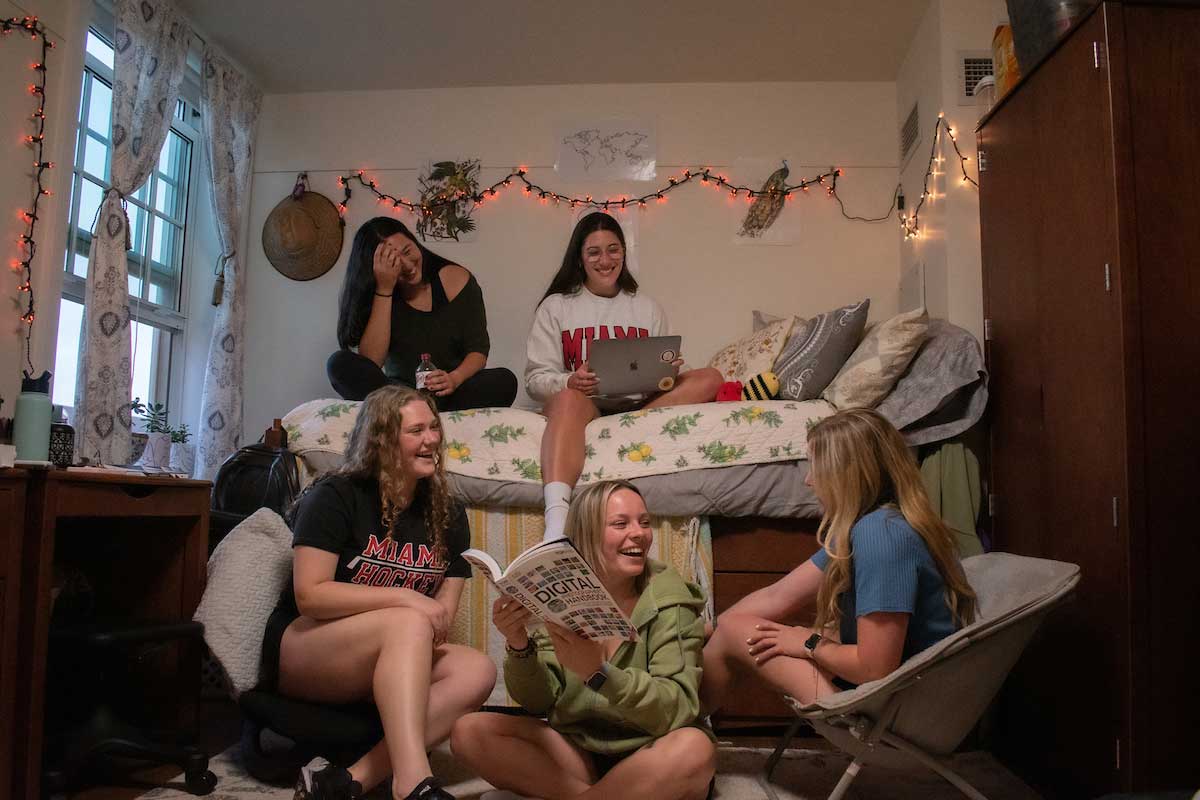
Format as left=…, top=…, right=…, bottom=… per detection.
left=462, top=538, right=638, bottom=641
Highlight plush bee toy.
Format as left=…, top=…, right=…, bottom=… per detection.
left=716, top=371, right=780, bottom=402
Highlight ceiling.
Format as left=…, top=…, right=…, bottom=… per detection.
left=175, top=0, right=932, bottom=94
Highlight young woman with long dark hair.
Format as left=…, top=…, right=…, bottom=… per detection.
left=525, top=212, right=722, bottom=541
left=329, top=217, right=517, bottom=410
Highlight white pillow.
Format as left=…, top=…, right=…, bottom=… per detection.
left=193, top=508, right=293, bottom=696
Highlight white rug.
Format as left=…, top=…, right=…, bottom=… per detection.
left=137, top=741, right=1040, bottom=800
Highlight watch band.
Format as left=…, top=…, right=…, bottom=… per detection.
left=585, top=662, right=609, bottom=691
left=803, top=632, right=824, bottom=653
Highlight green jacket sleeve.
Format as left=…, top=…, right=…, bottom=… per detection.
left=456, top=275, right=491, bottom=357
left=503, top=632, right=564, bottom=716
left=596, top=604, right=705, bottom=737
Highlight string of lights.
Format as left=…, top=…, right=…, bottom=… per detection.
left=900, top=112, right=978, bottom=240
left=334, top=162, right=908, bottom=225
left=4, top=15, right=55, bottom=375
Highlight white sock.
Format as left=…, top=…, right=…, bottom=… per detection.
left=543, top=481, right=572, bottom=541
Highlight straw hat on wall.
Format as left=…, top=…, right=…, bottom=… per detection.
left=261, top=173, right=343, bottom=281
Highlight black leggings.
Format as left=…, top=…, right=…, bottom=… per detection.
left=326, top=349, right=518, bottom=411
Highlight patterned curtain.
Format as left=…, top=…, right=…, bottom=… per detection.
left=193, top=49, right=261, bottom=479
left=74, top=0, right=191, bottom=464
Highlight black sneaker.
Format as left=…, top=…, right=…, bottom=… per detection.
left=403, top=776, right=456, bottom=799
left=294, top=757, right=362, bottom=800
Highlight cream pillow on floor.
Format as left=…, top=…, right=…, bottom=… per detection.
left=708, top=315, right=796, bottom=383
left=822, top=307, right=930, bottom=409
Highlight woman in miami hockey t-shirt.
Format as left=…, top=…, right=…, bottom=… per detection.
left=525, top=212, right=723, bottom=541
left=262, top=384, right=495, bottom=800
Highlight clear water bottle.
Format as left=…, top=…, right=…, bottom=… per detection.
left=414, top=353, right=436, bottom=392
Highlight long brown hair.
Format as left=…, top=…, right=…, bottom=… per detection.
left=808, top=408, right=976, bottom=634
left=563, top=479, right=651, bottom=594
left=330, top=384, right=454, bottom=554
left=539, top=212, right=639, bottom=303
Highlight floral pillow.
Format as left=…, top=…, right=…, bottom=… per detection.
left=708, top=316, right=796, bottom=384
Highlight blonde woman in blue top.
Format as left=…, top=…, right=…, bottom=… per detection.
left=700, top=407, right=977, bottom=709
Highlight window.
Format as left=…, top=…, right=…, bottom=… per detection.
left=53, top=25, right=202, bottom=415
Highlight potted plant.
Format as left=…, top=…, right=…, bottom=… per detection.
left=169, top=422, right=193, bottom=475
left=133, top=399, right=172, bottom=468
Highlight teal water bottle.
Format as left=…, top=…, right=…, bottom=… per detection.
left=14, top=370, right=52, bottom=462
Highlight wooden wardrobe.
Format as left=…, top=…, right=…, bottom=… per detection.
left=977, top=2, right=1199, bottom=796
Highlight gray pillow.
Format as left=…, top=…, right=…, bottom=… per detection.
left=876, top=319, right=988, bottom=445
left=775, top=299, right=870, bottom=400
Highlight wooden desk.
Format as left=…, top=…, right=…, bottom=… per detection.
left=3, top=468, right=210, bottom=800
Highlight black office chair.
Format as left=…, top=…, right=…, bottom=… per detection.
left=237, top=689, right=382, bottom=785
left=42, top=619, right=218, bottom=795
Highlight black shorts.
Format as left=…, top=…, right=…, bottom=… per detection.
left=587, top=748, right=634, bottom=779
left=258, top=607, right=298, bottom=691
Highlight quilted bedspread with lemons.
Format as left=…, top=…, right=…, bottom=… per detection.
left=282, top=398, right=835, bottom=484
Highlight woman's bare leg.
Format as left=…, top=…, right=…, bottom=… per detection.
left=451, top=712, right=596, bottom=800
left=279, top=607, right=494, bottom=798
left=584, top=727, right=715, bottom=800
left=541, top=387, right=600, bottom=485
left=644, top=367, right=723, bottom=409
left=701, top=613, right=840, bottom=714
left=339, top=644, right=496, bottom=791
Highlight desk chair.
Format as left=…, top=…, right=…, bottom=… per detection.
left=42, top=619, right=218, bottom=795
left=761, top=552, right=1080, bottom=800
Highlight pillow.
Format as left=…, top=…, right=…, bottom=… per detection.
left=193, top=508, right=293, bottom=696
left=751, top=309, right=784, bottom=332
left=822, top=307, right=929, bottom=409
left=707, top=315, right=796, bottom=384
left=774, top=299, right=870, bottom=400
left=876, top=319, right=988, bottom=445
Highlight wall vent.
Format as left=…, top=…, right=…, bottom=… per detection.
left=958, top=51, right=995, bottom=104
left=900, top=102, right=921, bottom=167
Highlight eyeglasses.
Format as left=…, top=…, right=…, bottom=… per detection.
left=583, top=245, right=624, bottom=262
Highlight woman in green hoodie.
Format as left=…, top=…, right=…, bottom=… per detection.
left=450, top=480, right=715, bottom=800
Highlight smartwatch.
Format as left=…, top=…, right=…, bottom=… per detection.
left=585, top=662, right=610, bottom=691
left=803, top=632, right=824, bottom=654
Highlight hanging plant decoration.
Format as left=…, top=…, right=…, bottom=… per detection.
left=416, top=159, right=481, bottom=242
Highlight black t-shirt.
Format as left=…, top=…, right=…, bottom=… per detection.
left=275, top=474, right=471, bottom=619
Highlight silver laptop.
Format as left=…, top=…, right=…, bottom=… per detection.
left=589, top=335, right=681, bottom=397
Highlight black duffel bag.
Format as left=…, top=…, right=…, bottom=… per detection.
left=209, top=421, right=300, bottom=549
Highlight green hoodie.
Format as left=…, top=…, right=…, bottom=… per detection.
left=503, top=560, right=711, bottom=755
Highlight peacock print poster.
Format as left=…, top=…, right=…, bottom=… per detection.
left=733, top=157, right=803, bottom=246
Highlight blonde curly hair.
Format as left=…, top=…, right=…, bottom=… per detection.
left=334, top=384, right=454, bottom=554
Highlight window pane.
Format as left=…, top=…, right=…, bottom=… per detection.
left=87, top=79, right=112, bottom=138
left=130, top=319, right=162, bottom=410
left=127, top=203, right=147, bottom=255
left=86, top=31, right=114, bottom=69
left=76, top=178, right=104, bottom=233
left=149, top=220, right=181, bottom=307
left=72, top=253, right=89, bottom=279
left=133, top=181, right=150, bottom=204
left=53, top=298, right=84, bottom=408
left=154, top=178, right=178, bottom=217
left=128, top=270, right=142, bottom=297
left=82, top=132, right=109, bottom=179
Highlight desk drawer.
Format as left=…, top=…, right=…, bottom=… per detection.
left=54, top=482, right=208, bottom=518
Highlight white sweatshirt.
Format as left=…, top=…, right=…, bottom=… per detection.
left=525, top=287, right=668, bottom=404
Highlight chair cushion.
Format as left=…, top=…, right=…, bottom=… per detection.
left=193, top=508, right=293, bottom=696
left=239, top=689, right=382, bottom=747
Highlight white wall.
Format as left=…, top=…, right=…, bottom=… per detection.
left=0, top=0, right=85, bottom=410
left=243, top=81, right=902, bottom=433
left=896, top=0, right=1006, bottom=342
